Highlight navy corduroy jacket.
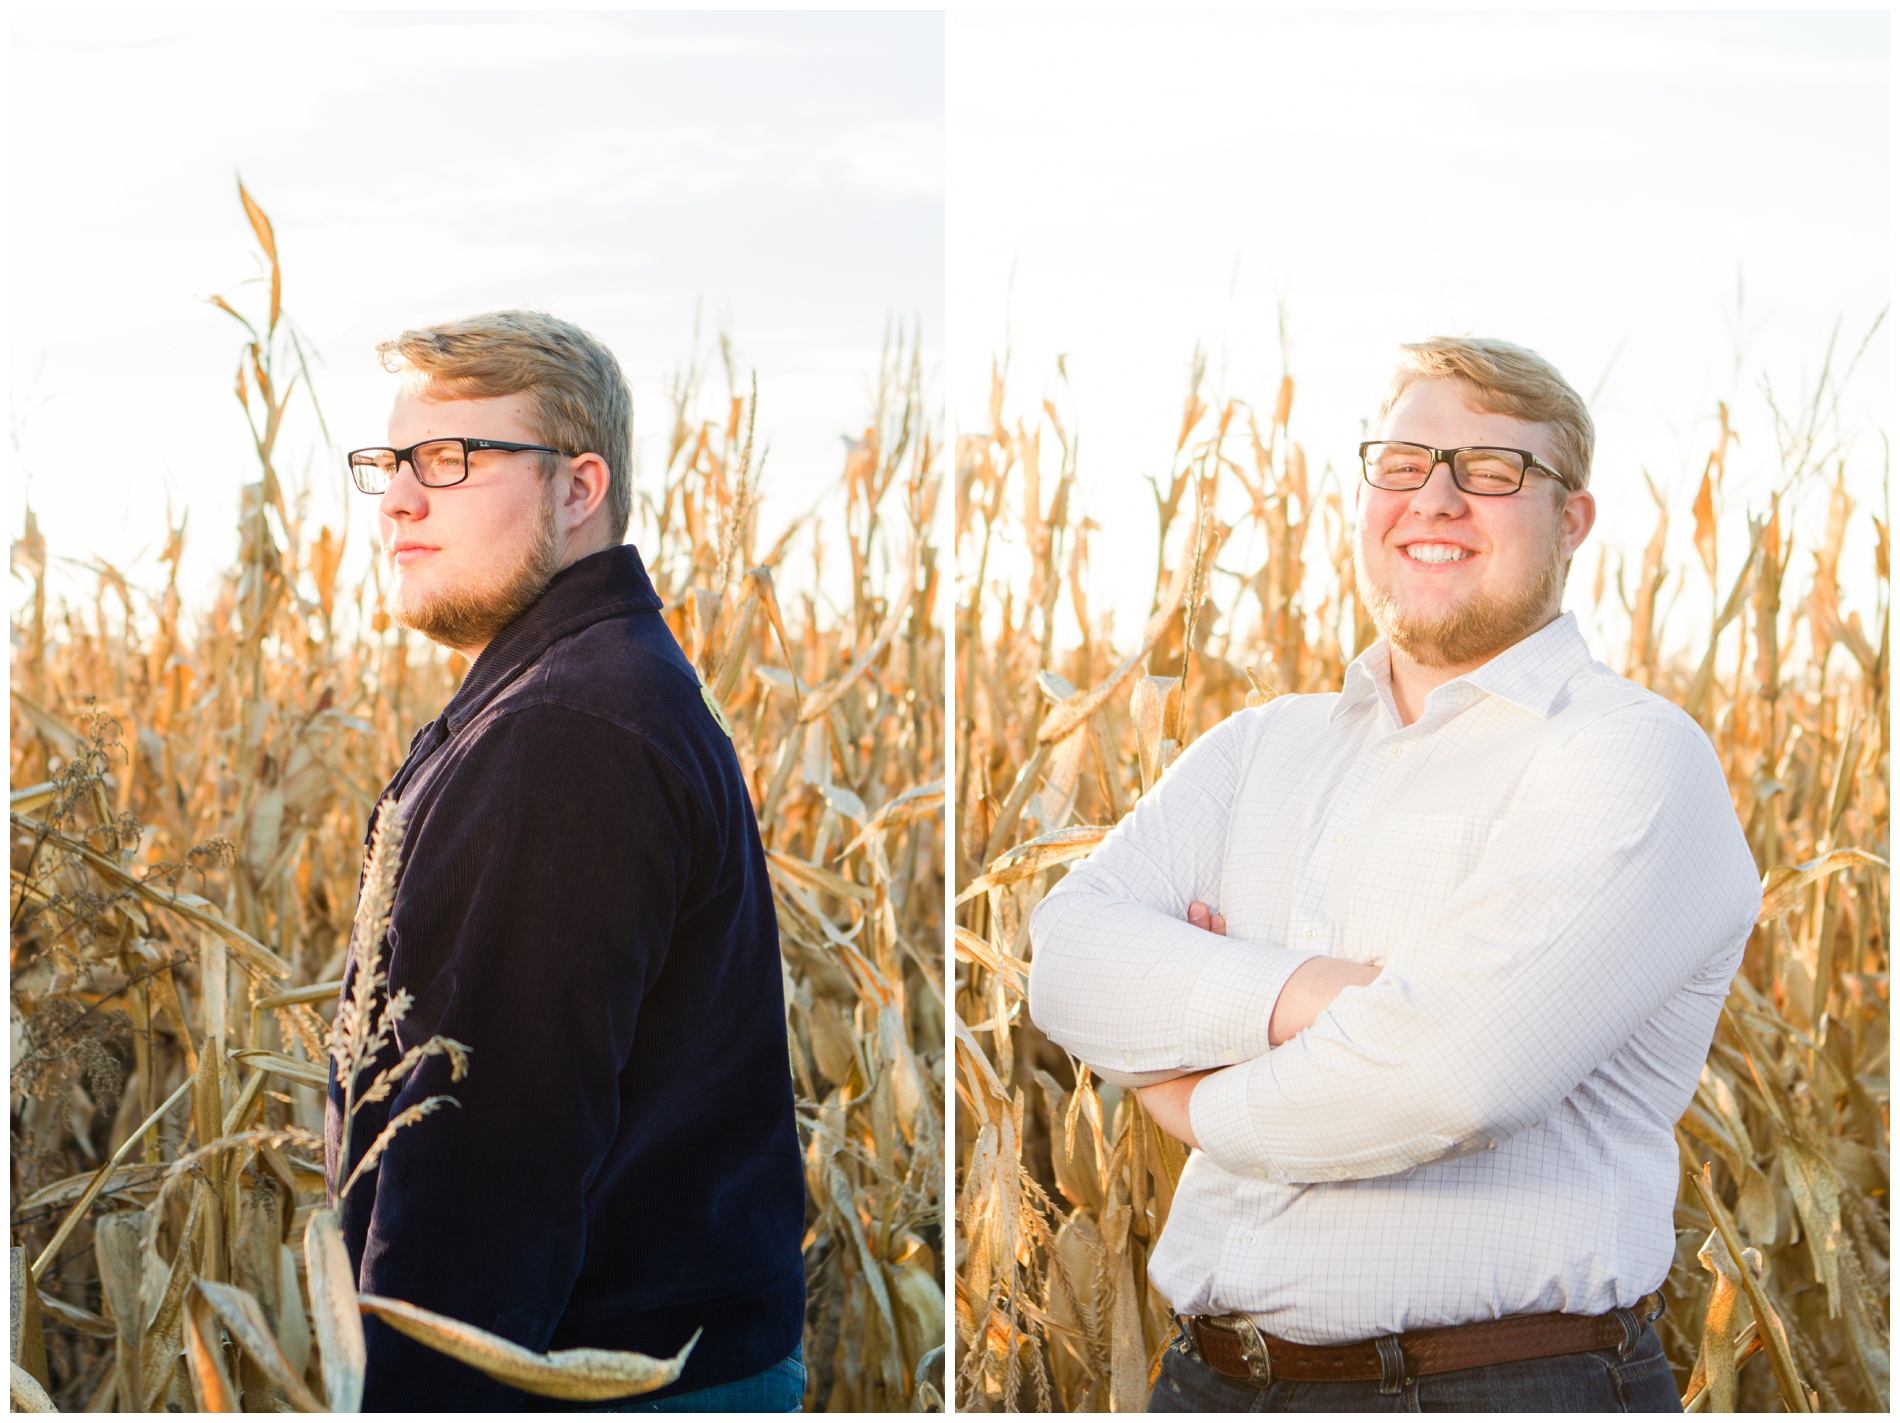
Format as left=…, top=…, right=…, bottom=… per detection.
left=324, top=544, right=806, bottom=1411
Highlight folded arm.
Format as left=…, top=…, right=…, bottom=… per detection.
left=1026, top=708, right=1321, bottom=1087
left=1185, top=710, right=1761, bottom=1183
left=1137, top=909, right=1376, bottom=1146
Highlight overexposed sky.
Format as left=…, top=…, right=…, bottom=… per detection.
left=948, top=10, right=1888, bottom=658
left=11, top=10, right=943, bottom=608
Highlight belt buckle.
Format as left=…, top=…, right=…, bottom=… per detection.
left=1210, top=1313, right=1274, bottom=1388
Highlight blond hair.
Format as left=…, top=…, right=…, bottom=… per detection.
left=377, top=310, right=634, bottom=541
left=1376, top=337, right=1594, bottom=492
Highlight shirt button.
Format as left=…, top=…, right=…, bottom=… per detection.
left=1242, top=1232, right=1256, bottom=1246
left=1336, top=832, right=1351, bottom=846
left=1386, top=743, right=1404, bottom=759
left=1303, top=927, right=1317, bottom=940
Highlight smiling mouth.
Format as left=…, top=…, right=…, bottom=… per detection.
left=1401, top=543, right=1475, bottom=565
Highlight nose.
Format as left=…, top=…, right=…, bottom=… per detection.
left=378, top=459, right=428, bottom=523
left=1406, top=459, right=1469, bottom=517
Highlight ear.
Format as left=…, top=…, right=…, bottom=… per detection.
left=555, top=452, right=613, bottom=531
left=1560, top=488, right=1595, bottom=561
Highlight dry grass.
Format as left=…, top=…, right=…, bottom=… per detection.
left=10, top=189, right=944, bottom=1411
left=953, top=346, right=1888, bottom=1411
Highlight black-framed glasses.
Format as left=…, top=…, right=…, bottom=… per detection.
left=346, top=437, right=574, bottom=494
left=1358, top=441, right=1574, bottom=497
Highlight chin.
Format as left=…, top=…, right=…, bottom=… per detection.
left=386, top=492, right=562, bottom=650
left=1383, top=588, right=1560, bottom=669
left=1359, top=526, right=1567, bottom=669
left=387, top=573, right=429, bottom=607
left=390, top=551, right=560, bottom=652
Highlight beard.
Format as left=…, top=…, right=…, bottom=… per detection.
left=1355, top=517, right=1567, bottom=670
left=384, top=486, right=561, bottom=652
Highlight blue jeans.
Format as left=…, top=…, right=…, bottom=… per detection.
left=591, top=1347, right=806, bottom=1412
left=1149, top=1322, right=1682, bottom=1412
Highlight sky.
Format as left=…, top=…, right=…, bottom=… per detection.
left=8, top=9, right=1890, bottom=666
left=10, top=10, right=943, bottom=611
left=948, top=10, right=1889, bottom=660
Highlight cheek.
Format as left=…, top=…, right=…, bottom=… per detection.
left=1355, top=500, right=1399, bottom=553
left=1487, top=512, right=1554, bottom=571
left=468, top=493, right=541, bottom=560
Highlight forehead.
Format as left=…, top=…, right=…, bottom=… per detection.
left=388, top=387, right=539, bottom=443
left=1379, top=378, right=1556, bottom=460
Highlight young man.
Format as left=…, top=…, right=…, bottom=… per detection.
left=1027, top=338, right=1761, bottom=1412
left=326, top=311, right=807, bottom=1411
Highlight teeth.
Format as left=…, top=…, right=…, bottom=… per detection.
left=1407, top=545, right=1471, bottom=564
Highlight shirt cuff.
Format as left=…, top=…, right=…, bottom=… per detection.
left=1189, top=1059, right=1280, bottom=1180
left=1180, top=940, right=1315, bottom=1066
left=1190, top=1054, right=1476, bottom=1185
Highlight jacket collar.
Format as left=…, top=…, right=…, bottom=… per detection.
left=1332, top=611, right=1593, bottom=727
left=439, top=543, right=664, bottom=734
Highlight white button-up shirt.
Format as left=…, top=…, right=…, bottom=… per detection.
left=1027, top=614, right=1761, bottom=1344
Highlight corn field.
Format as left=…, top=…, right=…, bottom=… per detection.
left=10, top=190, right=945, bottom=1411
left=953, top=343, right=1889, bottom=1411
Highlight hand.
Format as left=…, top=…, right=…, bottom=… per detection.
left=1269, top=956, right=1381, bottom=1046
left=1187, top=900, right=1226, bottom=935
left=1136, top=1070, right=1212, bottom=1150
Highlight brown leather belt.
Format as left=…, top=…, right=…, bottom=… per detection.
left=1184, top=1292, right=1664, bottom=1387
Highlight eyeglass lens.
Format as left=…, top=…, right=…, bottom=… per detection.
left=349, top=439, right=474, bottom=493
left=1363, top=442, right=1526, bottom=495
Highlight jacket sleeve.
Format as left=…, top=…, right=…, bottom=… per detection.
left=348, top=704, right=697, bottom=1411
left=1188, top=708, right=1763, bottom=1184
left=1026, top=705, right=1315, bottom=1087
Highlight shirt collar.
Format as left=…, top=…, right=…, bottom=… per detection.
left=440, top=543, right=664, bottom=733
left=1456, top=612, right=1594, bottom=718
left=1333, top=639, right=1395, bottom=724
left=1332, top=612, right=1594, bottom=726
